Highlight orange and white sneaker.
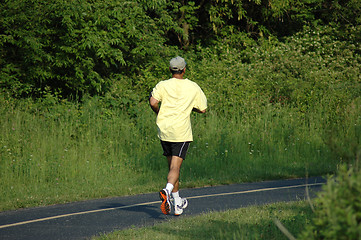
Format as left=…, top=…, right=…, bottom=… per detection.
left=174, top=198, right=188, bottom=216
left=159, top=189, right=171, bottom=215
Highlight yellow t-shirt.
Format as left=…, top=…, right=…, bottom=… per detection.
left=152, top=78, right=207, bottom=142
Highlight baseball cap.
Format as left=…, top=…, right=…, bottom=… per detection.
left=170, top=56, right=186, bottom=71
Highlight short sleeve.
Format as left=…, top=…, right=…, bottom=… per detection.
left=151, top=82, right=163, bottom=101
left=194, top=86, right=207, bottom=111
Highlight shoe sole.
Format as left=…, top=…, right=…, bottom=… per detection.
left=159, top=190, right=170, bottom=215
left=174, top=208, right=183, bottom=216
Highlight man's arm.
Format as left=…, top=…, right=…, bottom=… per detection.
left=149, top=96, right=160, bottom=114
left=193, top=86, right=207, bottom=114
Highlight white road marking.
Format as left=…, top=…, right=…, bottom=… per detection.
left=0, top=182, right=323, bottom=229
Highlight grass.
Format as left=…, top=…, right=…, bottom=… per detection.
left=0, top=96, right=162, bottom=210
left=186, top=106, right=337, bottom=185
left=93, top=200, right=314, bottom=240
left=0, top=94, right=356, bottom=211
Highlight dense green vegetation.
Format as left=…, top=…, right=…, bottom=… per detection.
left=1, top=0, right=360, bottom=100
left=0, top=0, right=360, bottom=238
left=300, top=165, right=361, bottom=240
left=1, top=93, right=346, bottom=210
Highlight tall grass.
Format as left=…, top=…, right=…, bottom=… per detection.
left=0, top=93, right=357, bottom=211
left=0, top=96, right=160, bottom=210
left=181, top=104, right=340, bottom=187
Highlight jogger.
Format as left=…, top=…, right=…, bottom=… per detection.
left=149, top=56, right=207, bottom=215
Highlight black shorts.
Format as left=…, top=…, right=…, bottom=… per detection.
left=160, top=141, right=191, bottom=160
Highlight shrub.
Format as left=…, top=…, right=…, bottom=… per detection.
left=299, top=164, right=361, bottom=239
left=0, top=0, right=167, bottom=98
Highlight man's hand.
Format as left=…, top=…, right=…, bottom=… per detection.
left=192, top=108, right=206, bottom=114
left=149, top=96, right=160, bottom=114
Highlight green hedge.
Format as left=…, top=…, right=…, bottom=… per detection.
left=300, top=164, right=361, bottom=239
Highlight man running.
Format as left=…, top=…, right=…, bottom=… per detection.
left=149, top=56, right=207, bottom=215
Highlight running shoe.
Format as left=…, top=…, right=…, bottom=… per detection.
left=159, top=189, right=171, bottom=215
left=174, top=198, right=188, bottom=216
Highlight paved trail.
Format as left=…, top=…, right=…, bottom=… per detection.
left=0, top=176, right=325, bottom=240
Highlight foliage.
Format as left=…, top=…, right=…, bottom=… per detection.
left=179, top=23, right=361, bottom=115
left=299, top=164, right=361, bottom=240
left=1, top=0, right=361, bottom=212
left=319, top=0, right=361, bottom=26
left=250, top=24, right=361, bottom=110
left=180, top=23, right=361, bottom=163
left=0, top=0, right=167, bottom=98
left=2, top=0, right=361, bottom=99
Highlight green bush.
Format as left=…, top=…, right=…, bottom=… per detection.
left=175, top=23, right=361, bottom=116
left=300, top=164, right=361, bottom=239
left=0, top=0, right=167, bottom=98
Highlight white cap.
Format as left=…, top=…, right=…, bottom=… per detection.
left=170, top=56, right=186, bottom=71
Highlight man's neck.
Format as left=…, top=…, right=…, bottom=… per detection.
left=172, top=73, right=185, bottom=79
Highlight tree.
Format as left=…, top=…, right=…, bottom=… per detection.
left=0, top=0, right=166, bottom=98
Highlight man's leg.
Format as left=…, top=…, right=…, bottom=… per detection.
left=167, top=156, right=183, bottom=192
left=159, top=155, right=183, bottom=215
left=159, top=141, right=189, bottom=215
left=167, top=155, right=188, bottom=215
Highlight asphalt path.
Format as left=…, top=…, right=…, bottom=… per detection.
left=0, top=176, right=326, bottom=240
